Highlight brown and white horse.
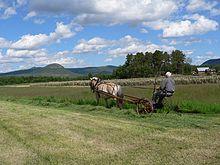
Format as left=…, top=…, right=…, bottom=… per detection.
left=89, top=77, right=124, bottom=109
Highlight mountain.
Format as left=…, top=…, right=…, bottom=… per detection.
left=45, top=63, right=65, bottom=69
left=0, top=63, right=78, bottom=77
left=32, top=64, right=80, bottom=77
left=201, top=58, right=220, bottom=66
left=68, top=65, right=117, bottom=75
left=0, top=64, right=117, bottom=77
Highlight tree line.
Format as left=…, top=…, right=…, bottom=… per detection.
left=113, top=50, right=196, bottom=79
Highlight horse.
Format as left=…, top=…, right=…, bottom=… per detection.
left=89, top=77, right=124, bottom=109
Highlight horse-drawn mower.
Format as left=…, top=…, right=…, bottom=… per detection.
left=95, top=90, right=155, bottom=114
left=90, top=61, right=172, bottom=114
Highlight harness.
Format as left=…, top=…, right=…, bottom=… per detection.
left=92, top=80, right=117, bottom=95
left=91, top=78, right=103, bottom=92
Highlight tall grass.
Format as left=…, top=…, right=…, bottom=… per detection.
left=4, top=95, right=218, bottom=115
left=30, top=96, right=136, bottom=110
left=178, top=101, right=220, bottom=114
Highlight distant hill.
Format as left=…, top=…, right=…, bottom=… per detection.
left=45, top=63, right=65, bottom=69
left=68, top=65, right=117, bottom=75
left=201, top=58, right=220, bottom=66
left=0, top=64, right=117, bottom=77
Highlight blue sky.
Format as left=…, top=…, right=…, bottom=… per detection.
left=0, top=0, right=219, bottom=72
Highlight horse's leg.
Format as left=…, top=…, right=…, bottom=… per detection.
left=105, top=98, right=109, bottom=108
left=117, top=98, right=123, bottom=109
left=95, top=92, right=100, bottom=105
left=116, top=99, right=120, bottom=109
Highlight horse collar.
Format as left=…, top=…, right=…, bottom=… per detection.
left=94, top=79, right=102, bottom=90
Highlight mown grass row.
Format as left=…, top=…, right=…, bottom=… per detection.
left=1, top=100, right=219, bottom=164
left=30, top=75, right=220, bottom=87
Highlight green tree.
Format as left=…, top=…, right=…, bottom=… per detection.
left=170, top=50, right=186, bottom=74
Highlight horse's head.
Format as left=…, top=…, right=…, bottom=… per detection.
left=89, top=77, right=101, bottom=92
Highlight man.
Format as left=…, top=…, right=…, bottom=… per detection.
left=153, top=72, right=175, bottom=108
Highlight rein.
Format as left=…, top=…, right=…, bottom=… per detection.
left=92, top=79, right=103, bottom=92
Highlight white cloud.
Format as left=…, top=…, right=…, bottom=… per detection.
left=146, top=43, right=175, bottom=54
left=183, top=50, right=194, bottom=55
left=108, top=44, right=145, bottom=57
left=27, top=49, right=86, bottom=67
left=140, top=28, right=149, bottom=34
left=0, top=1, right=6, bottom=9
left=144, top=13, right=219, bottom=37
left=187, top=0, right=217, bottom=12
left=23, top=11, right=37, bottom=20
left=163, top=15, right=218, bottom=37
left=108, top=35, right=175, bottom=58
left=0, top=57, right=23, bottom=64
left=17, top=0, right=27, bottom=6
left=54, top=22, right=74, bottom=39
left=193, top=54, right=220, bottom=65
left=169, top=40, right=177, bottom=45
left=105, top=58, right=113, bottom=62
left=1, top=7, right=17, bottom=19
left=108, top=42, right=175, bottom=58
left=11, top=22, right=75, bottom=49
left=211, top=8, right=220, bottom=16
left=73, top=37, right=113, bottom=54
left=143, top=14, right=219, bottom=37
left=11, top=34, right=50, bottom=50
left=33, top=19, right=45, bottom=24
left=0, top=0, right=27, bottom=20
left=0, top=64, right=14, bottom=73
left=0, top=50, right=2, bottom=57
left=182, top=37, right=202, bottom=46
left=54, top=50, right=70, bottom=57
left=1, top=16, right=80, bottom=52
left=187, top=0, right=220, bottom=16
left=73, top=35, right=176, bottom=58
left=188, top=51, right=220, bottom=65
left=143, top=20, right=170, bottom=30
left=30, top=0, right=178, bottom=25
left=0, top=37, right=11, bottom=48
left=0, top=49, right=23, bottom=64
left=0, top=48, right=86, bottom=70
left=35, top=57, right=85, bottom=67
left=6, top=49, right=47, bottom=58
left=205, top=51, right=214, bottom=56
left=0, top=20, right=84, bottom=71
left=166, top=37, right=202, bottom=46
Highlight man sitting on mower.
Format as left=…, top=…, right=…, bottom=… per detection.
left=153, top=72, right=175, bottom=108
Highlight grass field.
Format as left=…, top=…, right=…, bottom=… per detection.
left=0, top=101, right=220, bottom=164
left=0, top=84, right=220, bottom=164
left=0, top=84, right=219, bottom=113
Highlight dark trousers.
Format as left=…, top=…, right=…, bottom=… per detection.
left=153, top=90, right=173, bottom=107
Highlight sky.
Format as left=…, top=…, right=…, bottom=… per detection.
left=0, top=0, right=219, bottom=73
